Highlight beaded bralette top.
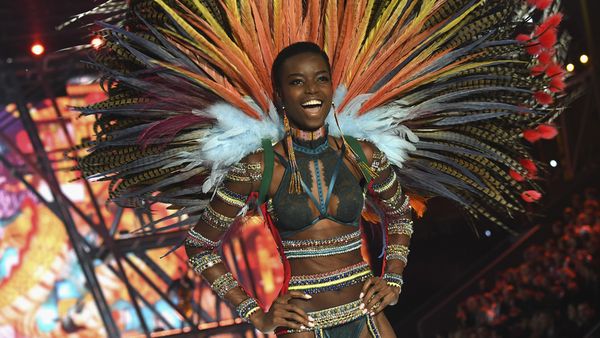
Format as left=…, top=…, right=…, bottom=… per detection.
left=269, top=126, right=364, bottom=239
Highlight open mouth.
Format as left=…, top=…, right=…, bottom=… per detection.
left=300, top=99, right=323, bottom=113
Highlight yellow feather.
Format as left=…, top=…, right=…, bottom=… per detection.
left=154, top=0, right=222, bottom=62
left=343, top=0, right=376, bottom=84
left=323, top=0, right=338, bottom=58
left=190, top=0, right=229, bottom=41
left=224, top=0, right=240, bottom=21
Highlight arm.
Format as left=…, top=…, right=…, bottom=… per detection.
left=185, top=154, right=312, bottom=332
left=359, top=145, right=413, bottom=315
left=184, top=156, right=263, bottom=319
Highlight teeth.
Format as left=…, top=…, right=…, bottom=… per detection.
left=301, top=99, right=322, bottom=107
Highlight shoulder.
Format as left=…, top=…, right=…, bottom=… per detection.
left=356, top=140, right=389, bottom=175
left=357, top=140, right=385, bottom=166
left=241, top=150, right=264, bottom=166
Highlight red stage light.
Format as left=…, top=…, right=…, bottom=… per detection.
left=91, top=37, right=103, bottom=49
left=31, top=43, right=45, bottom=56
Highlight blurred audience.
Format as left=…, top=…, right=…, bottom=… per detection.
left=447, top=187, right=599, bottom=338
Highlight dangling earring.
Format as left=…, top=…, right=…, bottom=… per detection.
left=331, top=102, right=377, bottom=180
left=282, top=109, right=303, bottom=194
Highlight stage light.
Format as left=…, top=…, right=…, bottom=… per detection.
left=484, top=230, right=492, bottom=237
left=31, top=43, right=45, bottom=56
left=91, top=37, right=103, bottom=49
left=566, top=63, right=574, bottom=72
left=550, top=160, right=558, bottom=167
left=580, top=54, right=589, bottom=64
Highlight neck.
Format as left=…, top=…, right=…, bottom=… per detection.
left=290, top=125, right=327, bottom=141
left=290, top=125, right=328, bottom=151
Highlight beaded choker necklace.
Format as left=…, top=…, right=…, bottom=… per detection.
left=291, top=125, right=329, bottom=154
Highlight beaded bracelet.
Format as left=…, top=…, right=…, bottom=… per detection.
left=237, top=297, right=260, bottom=321
left=387, top=220, right=414, bottom=237
left=211, top=272, right=239, bottom=298
left=200, top=205, right=235, bottom=231
left=373, top=169, right=397, bottom=194
left=216, top=186, right=247, bottom=208
left=225, top=162, right=262, bottom=182
left=386, top=244, right=410, bottom=264
left=370, top=151, right=390, bottom=173
left=381, top=184, right=404, bottom=207
left=185, top=228, right=221, bottom=249
left=189, top=252, right=222, bottom=274
left=383, top=195, right=410, bottom=215
left=383, top=272, right=404, bottom=289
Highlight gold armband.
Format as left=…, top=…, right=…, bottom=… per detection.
left=370, top=151, right=390, bottom=173
left=388, top=220, right=414, bottom=237
left=386, top=244, right=410, bottom=264
left=215, top=186, right=247, bottom=208
left=200, top=205, right=235, bottom=231
left=225, top=162, right=262, bottom=182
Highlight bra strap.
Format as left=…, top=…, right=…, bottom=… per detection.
left=345, top=136, right=373, bottom=182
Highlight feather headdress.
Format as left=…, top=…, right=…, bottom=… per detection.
left=70, top=0, right=567, bottom=231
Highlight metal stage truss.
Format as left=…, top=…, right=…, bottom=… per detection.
left=0, top=51, right=270, bottom=338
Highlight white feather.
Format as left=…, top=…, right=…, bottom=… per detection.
left=328, top=86, right=418, bottom=167
left=167, top=97, right=284, bottom=192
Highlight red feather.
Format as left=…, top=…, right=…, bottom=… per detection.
left=520, top=158, right=538, bottom=178
left=538, top=28, right=557, bottom=48
left=534, top=91, right=554, bottom=105
left=526, top=43, right=542, bottom=56
left=523, top=129, right=542, bottom=143
left=516, top=34, right=531, bottom=42
left=139, top=114, right=211, bottom=148
left=545, top=63, right=563, bottom=77
left=535, top=0, right=553, bottom=10
left=540, top=13, right=563, bottom=31
left=530, top=64, right=546, bottom=76
left=521, top=190, right=542, bottom=203
left=536, top=124, right=558, bottom=139
left=509, top=169, right=525, bottom=182
left=537, top=50, right=554, bottom=65
left=550, top=76, right=566, bottom=92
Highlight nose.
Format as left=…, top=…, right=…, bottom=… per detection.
left=304, top=80, right=317, bottom=94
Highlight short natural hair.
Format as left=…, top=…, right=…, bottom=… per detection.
left=271, top=42, right=331, bottom=92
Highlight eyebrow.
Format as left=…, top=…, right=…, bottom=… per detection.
left=286, top=70, right=329, bottom=78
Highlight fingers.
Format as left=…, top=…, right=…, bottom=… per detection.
left=274, top=291, right=311, bottom=304
left=288, top=290, right=313, bottom=300
left=360, top=278, right=398, bottom=315
left=270, top=305, right=310, bottom=328
left=270, top=292, right=315, bottom=330
left=361, top=277, right=383, bottom=306
left=360, top=277, right=375, bottom=300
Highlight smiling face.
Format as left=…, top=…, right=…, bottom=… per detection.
left=276, top=52, right=333, bottom=131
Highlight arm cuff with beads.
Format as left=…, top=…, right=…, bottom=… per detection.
left=383, top=272, right=404, bottom=289
left=237, top=297, right=261, bottom=321
left=189, top=251, right=222, bottom=274
left=211, top=272, right=239, bottom=298
left=385, top=244, right=410, bottom=265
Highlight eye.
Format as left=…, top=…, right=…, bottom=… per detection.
left=318, top=75, right=330, bottom=82
left=289, top=79, right=303, bottom=86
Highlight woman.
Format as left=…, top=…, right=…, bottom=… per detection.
left=184, top=42, right=412, bottom=337
left=74, top=0, right=565, bottom=336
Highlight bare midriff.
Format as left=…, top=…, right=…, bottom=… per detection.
left=285, top=219, right=367, bottom=312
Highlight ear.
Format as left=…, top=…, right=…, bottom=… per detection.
left=274, top=90, right=283, bottom=109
